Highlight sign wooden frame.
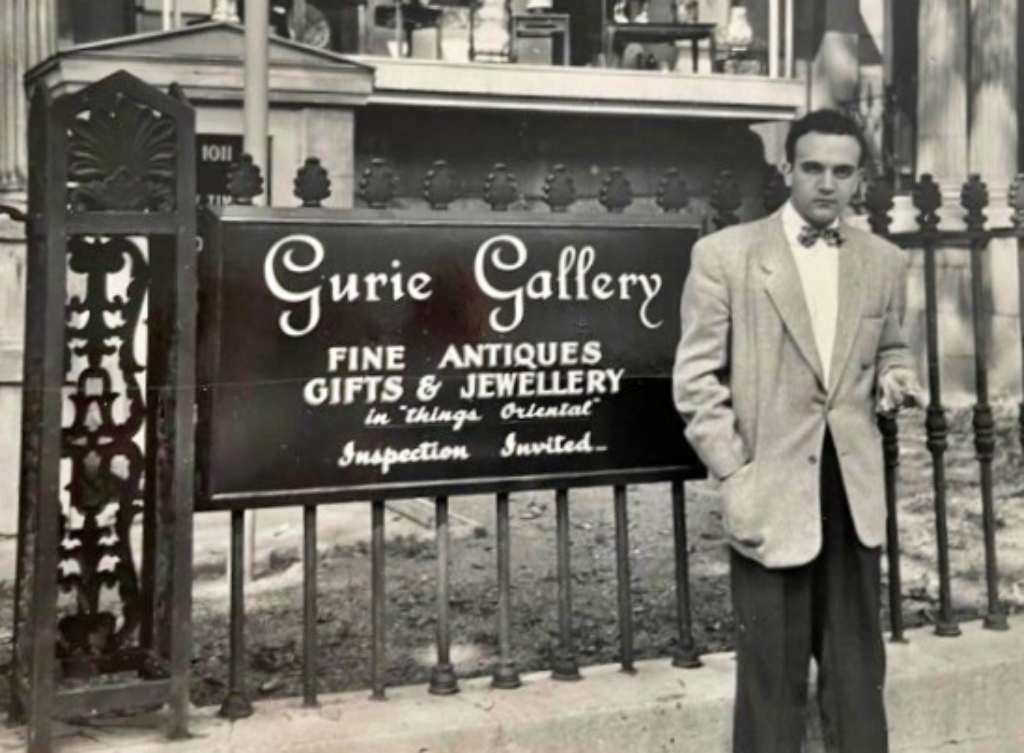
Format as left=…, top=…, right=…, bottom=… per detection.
left=197, top=207, right=705, bottom=510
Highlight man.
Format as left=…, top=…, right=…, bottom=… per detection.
left=672, top=109, right=922, bottom=753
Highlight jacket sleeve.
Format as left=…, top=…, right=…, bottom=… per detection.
left=672, top=239, right=749, bottom=480
left=876, top=249, right=916, bottom=377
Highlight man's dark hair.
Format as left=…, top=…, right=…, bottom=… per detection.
left=784, top=109, right=869, bottom=167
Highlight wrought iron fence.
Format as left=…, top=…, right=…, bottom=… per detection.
left=212, top=154, right=716, bottom=713
left=9, top=66, right=1022, bottom=752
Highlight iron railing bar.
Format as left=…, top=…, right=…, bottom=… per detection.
left=1017, top=215, right=1024, bottom=460
left=430, top=496, right=458, bottom=694
left=303, top=504, right=318, bottom=707
left=967, top=232, right=1008, bottom=631
left=371, top=499, right=388, bottom=698
left=1015, top=212, right=1024, bottom=473
left=879, top=414, right=905, bottom=642
left=551, top=488, right=580, bottom=681
left=671, top=479, right=701, bottom=667
left=613, top=485, right=635, bottom=673
left=921, top=228, right=959, bottom=637
left=219, top=509, right=253, bottom=718
left=492, top=491, right=521, bottom=689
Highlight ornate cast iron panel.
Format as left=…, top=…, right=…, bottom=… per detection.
left=58, top=235, right=151, bottom=676
left=14, top=69, right=196, bottom=753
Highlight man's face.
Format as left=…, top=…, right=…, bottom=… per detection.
left=782, top=131, right=863, bottom=228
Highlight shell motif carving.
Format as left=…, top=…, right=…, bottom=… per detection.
left=67, top=96, right=176, bottom=212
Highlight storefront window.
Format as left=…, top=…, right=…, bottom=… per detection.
left=60, top=0, right=790, bottom=78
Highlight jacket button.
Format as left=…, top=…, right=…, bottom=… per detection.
left=808, top=455, right=817, bottom=464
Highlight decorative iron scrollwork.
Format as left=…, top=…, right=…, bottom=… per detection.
left=913, top=174, right=942, bottom=233
left=542, top=165, right=576, bottom=213
left=960, top=173, right=989, bottom=231
left=1010, top=173, right=1024, bottom=229
left=483, top=163, right=519, bottom=211
left=599, top=167, right=632, bottom=214
left=762, top=165, right=789, bottom=215
left=294, top=157, right=331, bottom=208
left=227, top=153, right=264, bottom=205
left=358, top=158, right=398, bottom=209
left=710, top=169, right=742, bottom=229
left=58, top=235, right=149, bottom=676
left=656, top=168, right=689, bottom=214
left=68, top=95, right=177, bottom=212
left=864, top=175, right=895, bottom=236
left=423, top=160, right=459, bottom=210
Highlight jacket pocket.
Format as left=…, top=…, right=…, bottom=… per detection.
left=719, top=462, right=764, bottom=548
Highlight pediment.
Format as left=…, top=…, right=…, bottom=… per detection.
left=51, top=22, right=368, bottom=70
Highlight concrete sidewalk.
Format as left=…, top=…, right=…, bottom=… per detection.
left=2, top=617, right=1021, bottom=753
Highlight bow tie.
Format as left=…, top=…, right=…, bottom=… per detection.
left=797, top=224, right=844, bottom=248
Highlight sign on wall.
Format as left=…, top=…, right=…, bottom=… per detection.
left=196, top=134, right=272, bottom=206
left=197, top=208, right=704, bottom=509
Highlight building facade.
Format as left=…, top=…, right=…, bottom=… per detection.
left=0, top=0, right=1020, bottom=536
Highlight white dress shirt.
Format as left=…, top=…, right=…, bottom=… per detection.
left=781, top=201, right=840, bottom=387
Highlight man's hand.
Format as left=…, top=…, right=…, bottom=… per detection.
left=877, top=366, right=926, bottom=414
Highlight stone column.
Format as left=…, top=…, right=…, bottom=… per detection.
left=969, top=0, right=1017, bottom=185
left=808, top=0, right=860, bottom=110
left=915, top=0, right=969, bottom=192
left=969, top=0, right=1019, bottom=399
left=0, top=0, right=58, bottom=192
left=0, top=0, right=56, bottom=536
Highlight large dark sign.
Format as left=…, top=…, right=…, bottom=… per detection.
left=197, top=208, right=704, bottom=509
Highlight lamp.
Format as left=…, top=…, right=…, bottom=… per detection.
left=723, top=0, right=754, bottom=52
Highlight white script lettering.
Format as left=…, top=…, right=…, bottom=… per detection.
left=338, top=439, right=470, bottom=475
left=499, top=430, right=607, bottom=458
left=473, top=235, right=663, bottom=333
left=263, top=234, right=433, bottom=337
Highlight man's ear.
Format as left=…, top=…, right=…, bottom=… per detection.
left=780, top=161, right=793, bottom=187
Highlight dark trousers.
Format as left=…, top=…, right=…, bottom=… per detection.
left=730, top=432, right=889, bottom=753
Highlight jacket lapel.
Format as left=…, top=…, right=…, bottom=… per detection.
left=760, top=215, right=826, bottom=388
left=827, top=226, right=868, bottom=394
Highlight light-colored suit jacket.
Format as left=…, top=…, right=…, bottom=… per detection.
left=672, top=211, right=914, bottom=568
